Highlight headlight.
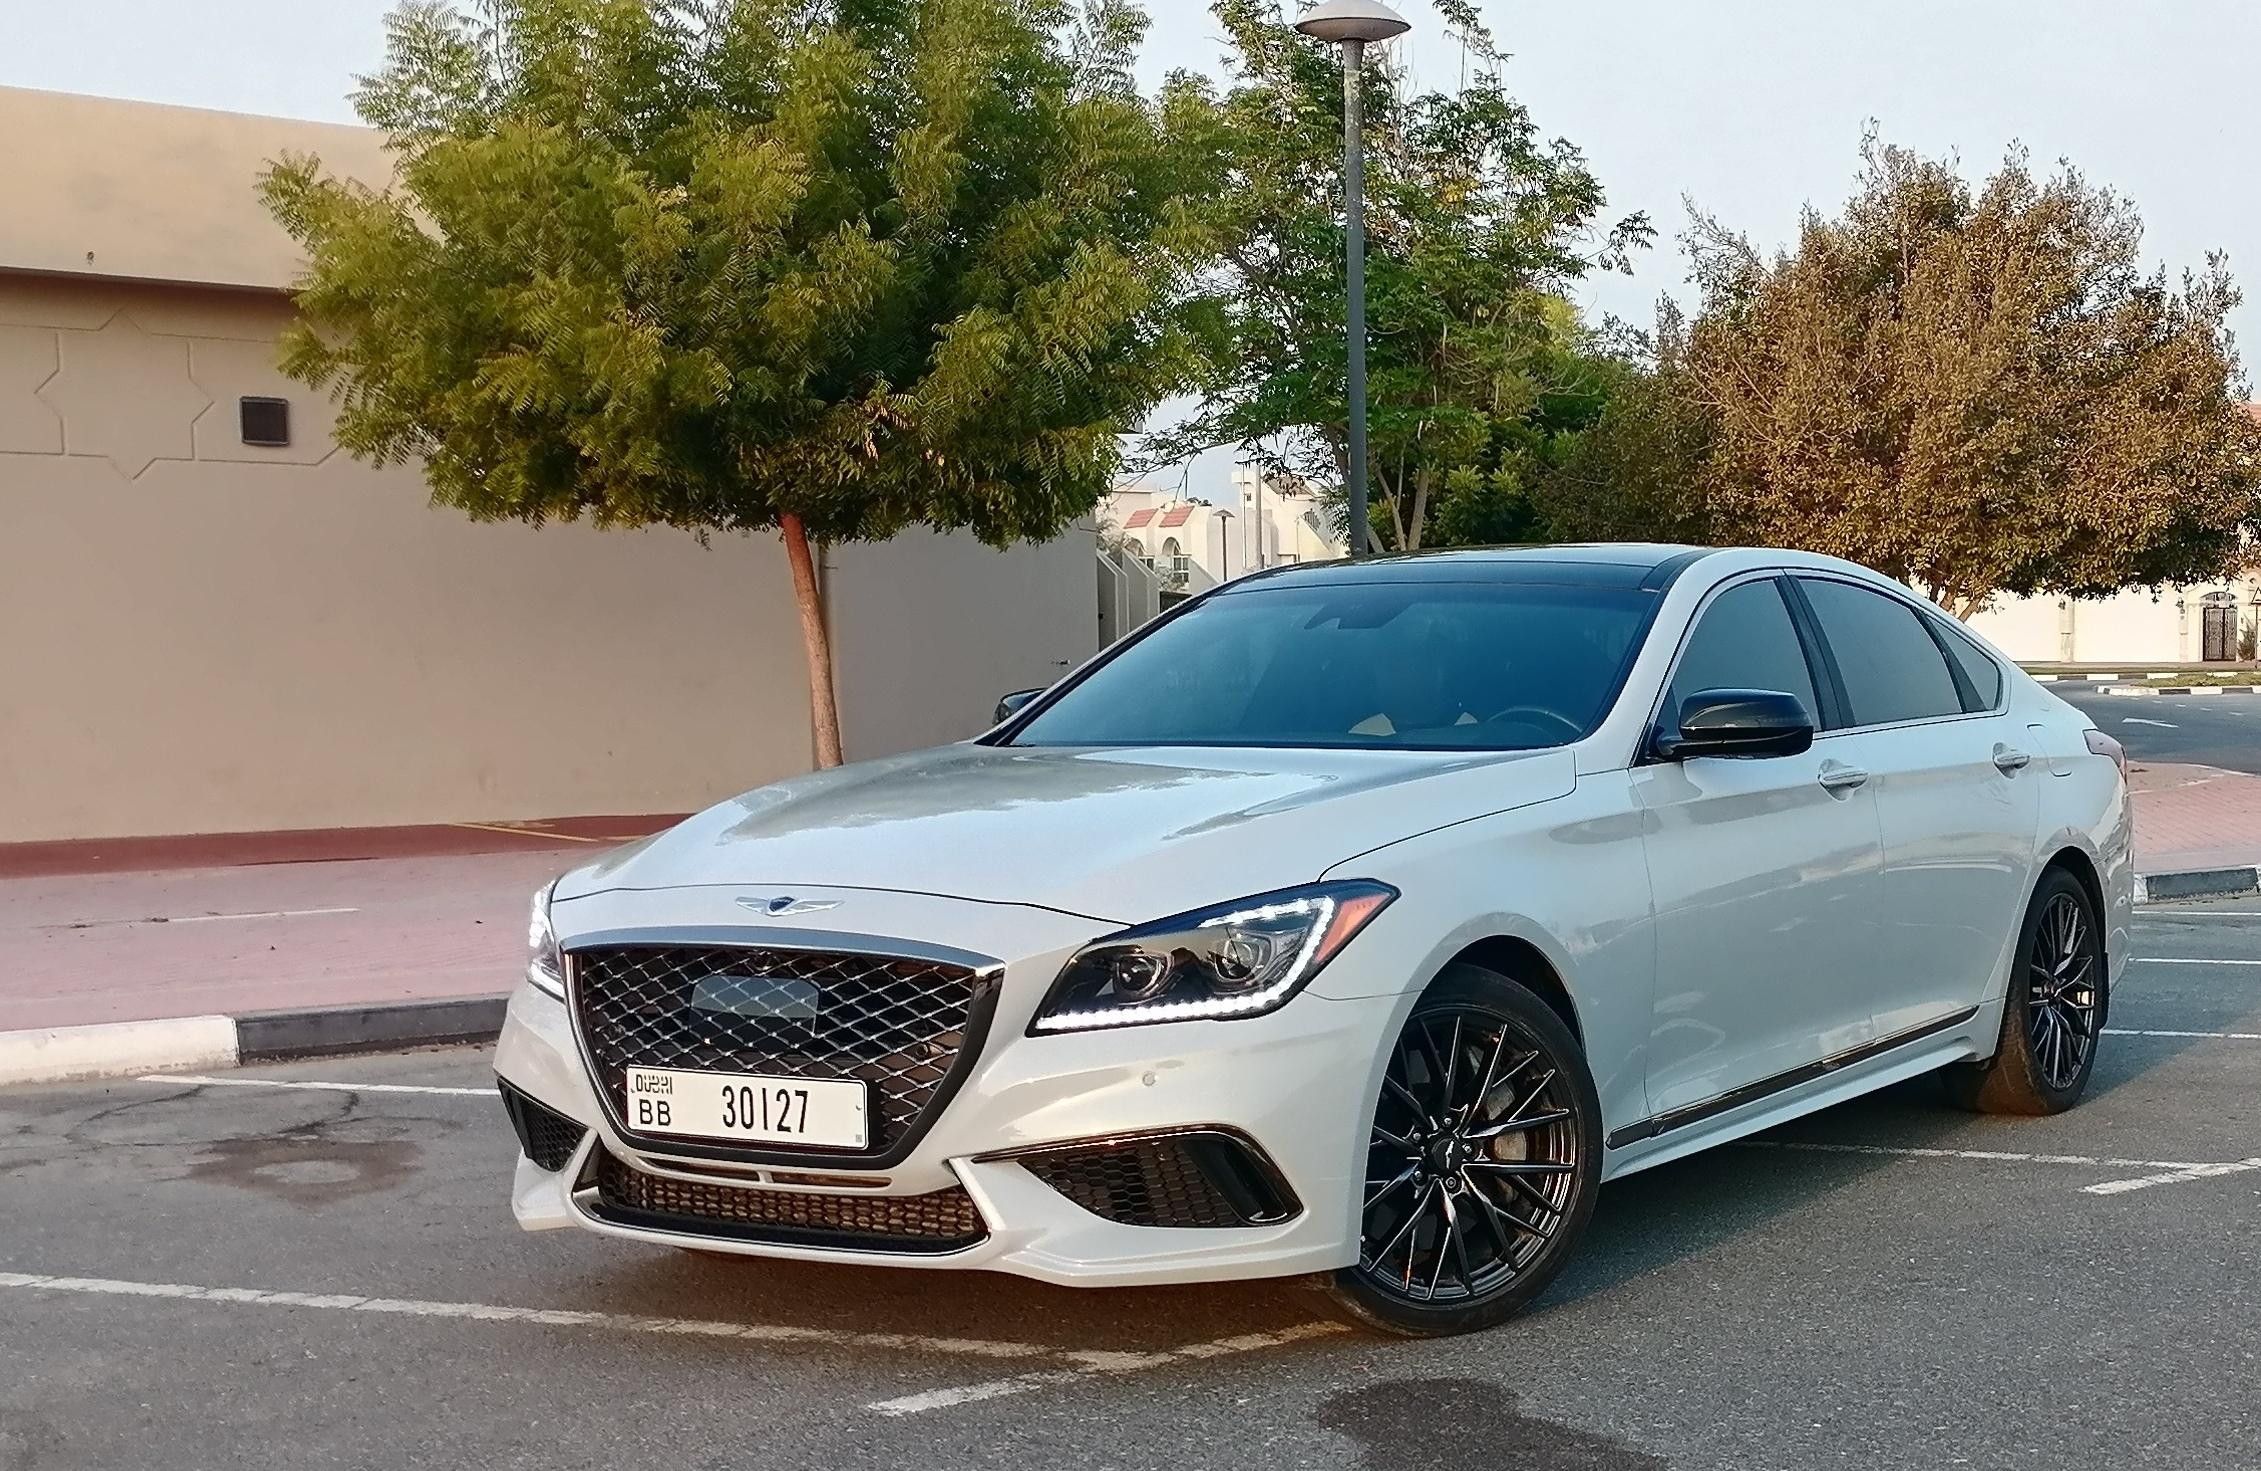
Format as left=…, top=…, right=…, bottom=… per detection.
left=526, top=881, right=565, bottom=1000
left=1029, top=880, right=1395, bottom=1034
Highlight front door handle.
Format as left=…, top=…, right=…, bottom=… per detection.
left=1992, top=745, right=2033, bottom=774
left=1817, top=761, right=1870, bottom=793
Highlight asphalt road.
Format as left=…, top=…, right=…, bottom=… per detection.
left=4, top=908, right=2258, bottom=1471
left=2055, top=685, right=2261, bottom=772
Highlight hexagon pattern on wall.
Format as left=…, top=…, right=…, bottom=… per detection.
left=35, top=311, right=213, bottom=477
left=0, top=325, right=63, bottom=454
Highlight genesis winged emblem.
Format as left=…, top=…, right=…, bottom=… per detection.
left=735, top=894, right=843, bottom=917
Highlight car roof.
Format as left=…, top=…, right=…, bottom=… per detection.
left=1218, top=544, right=1716, bottom=593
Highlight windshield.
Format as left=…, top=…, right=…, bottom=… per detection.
left=1009, top=579, right=1655, bottom=751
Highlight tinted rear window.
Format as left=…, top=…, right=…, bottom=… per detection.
left=1797, top=578, right=1964, bottom=727
left=1934, top=619, right=2005, bottom=710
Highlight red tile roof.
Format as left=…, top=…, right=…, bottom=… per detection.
left=1159, top=504, right=1196, bottom=528
left=1122, top=507, right=1157, bottom=528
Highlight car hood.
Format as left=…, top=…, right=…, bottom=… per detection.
left=555, top=742, right=1576, bottom=925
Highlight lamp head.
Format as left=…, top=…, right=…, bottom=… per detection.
left=1292, top=0, right=1412, bottom=45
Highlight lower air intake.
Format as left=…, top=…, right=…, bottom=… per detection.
left=1018, top=1131, right=1300, bottom=1228
left=499, top=1081, right=586, bottom=1172
left=591, top=1150, right=986, bottom=1254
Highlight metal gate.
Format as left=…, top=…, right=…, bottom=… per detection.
left=2202, top=602, right=2235, bottom=662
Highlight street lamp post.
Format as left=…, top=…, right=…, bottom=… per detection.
left=1294, top=0, right=1409, bottom=560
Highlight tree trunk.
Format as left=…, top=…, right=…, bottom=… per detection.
left=1945, top=589, right=1992, bottom=622
left=780, top=512, right=843, bottom=769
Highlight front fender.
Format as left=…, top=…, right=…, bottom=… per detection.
left=1309, top=772, right=1656, bottom=1145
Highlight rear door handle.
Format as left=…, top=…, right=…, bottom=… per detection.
left=1992, top=745, right=2032, bottom=774
left=1817, top=762, right=1870, bottom=793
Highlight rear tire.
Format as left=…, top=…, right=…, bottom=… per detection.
left=1318, top=963, right=1602, bottom=1337
left=1943, top=867, right=2106, bottom=1115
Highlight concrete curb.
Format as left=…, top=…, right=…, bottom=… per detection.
left=2136, top=867, right=2261, bottom=904
left=0, top=995, right=507, bottom=1088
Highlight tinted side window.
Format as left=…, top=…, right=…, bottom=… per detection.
left=1935, top=619, right=2004, bottom=710
left=1667, top=579, right=1818, bottom=727
left=1798, top=578, right=1963, bottom=726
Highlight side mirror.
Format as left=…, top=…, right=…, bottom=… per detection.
left=1654, top=689, right=1814, bottom=761
left=993, top=688, right=1042, bottom=725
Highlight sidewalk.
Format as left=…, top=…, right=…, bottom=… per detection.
left=0, top=848, right=577, bottom=1034
left=2125, top=761, right=2261, bottom=876
left=0, top=816, right=678, bottom=1040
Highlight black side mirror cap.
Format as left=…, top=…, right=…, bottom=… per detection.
left=994, top=688, right=1042, bottom=725
left=1654, top=689, right=1815, bottom=761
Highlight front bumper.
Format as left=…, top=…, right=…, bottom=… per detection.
left=494, top=885, right=1407, bottom=1287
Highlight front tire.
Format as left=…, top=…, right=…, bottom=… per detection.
left=1943, top=867, right=2106, bottom=1115
left=1319, top=963, right=1602, bottom=1337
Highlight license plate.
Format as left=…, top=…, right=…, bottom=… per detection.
left=622, top=1067, right=868, bottom=1149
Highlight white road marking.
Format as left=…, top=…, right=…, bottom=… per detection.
left=2084, top=1159, right=2261, bottom=1196
left=0, top=1269, right=1344, bottom=1414
left=168, top=907, right=361, bottom=924
left=141, top=1074, right=492, bottom=1097
left=866, top=1321, right=1349, bottom=1417
left=2135, top=911, right=2261, bottom=919
left=2105, top=1027, right=2261, bottom=1040
left=0, top=1270, right=1051, bottom=1359
left=2130, top=957, right=2261, bottom=966
left=2121, top=717, right=2179, bottom=727
left=1741, top=1140, right=2210, bottom=1170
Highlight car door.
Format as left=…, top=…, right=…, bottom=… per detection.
left=1789, top=576, right=2040, bottom=1038
left=1631, top=574, right=1888, bottom=1122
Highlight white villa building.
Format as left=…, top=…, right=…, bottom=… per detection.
left=1105, top=467, right=1344, bottom=594
left=1966, top=580, right=2261, bottom=666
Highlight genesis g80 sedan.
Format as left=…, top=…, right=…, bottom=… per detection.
left=494, top=544, right=2131, bottom=1335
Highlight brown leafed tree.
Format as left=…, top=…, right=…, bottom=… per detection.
left=1557, top=136, right=2261, bottom=617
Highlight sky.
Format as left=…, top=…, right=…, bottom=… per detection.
left=9, top=0, right=2257, bottom=497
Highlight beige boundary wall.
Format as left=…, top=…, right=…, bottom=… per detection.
left=0, top=274, right=1096, bottom=842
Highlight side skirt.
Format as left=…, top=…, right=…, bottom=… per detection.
left=1606, top=1006, right=1981, bottom=1151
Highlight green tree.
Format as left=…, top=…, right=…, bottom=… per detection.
left=1556, top=136, right=2261, bottom=616
left=262, top=0, right=1209, bottom=764
left=1146, top=0, right=1648, bottom=551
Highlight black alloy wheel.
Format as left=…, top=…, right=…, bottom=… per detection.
left=1944, top=866, right=2108, bottom=1115
left=1322, top=964, right=1600, bottom=1336
left=2027, top=889, right=2101, bottom=1091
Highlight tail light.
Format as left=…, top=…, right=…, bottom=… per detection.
left=2084, top=728, right=2127, bottom=776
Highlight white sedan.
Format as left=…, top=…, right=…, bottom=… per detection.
left=495, top=545, right=2131, bottom=1336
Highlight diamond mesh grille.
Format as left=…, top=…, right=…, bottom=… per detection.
left=593, top=1150, right=986, bottom=1252
left=1020, top=1135, right=1290, bottom=1229
left=498, top=1082, right=586, bottom=1172
left=570, top=943, right=986, bottom=1161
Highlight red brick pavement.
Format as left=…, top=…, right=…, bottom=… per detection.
left=0, top=847, right=595, bottom=1032
left=2126, top=761, right=2261, bottom=875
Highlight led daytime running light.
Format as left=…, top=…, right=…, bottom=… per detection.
left=1030, top=882, right=1393, bottom=1034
